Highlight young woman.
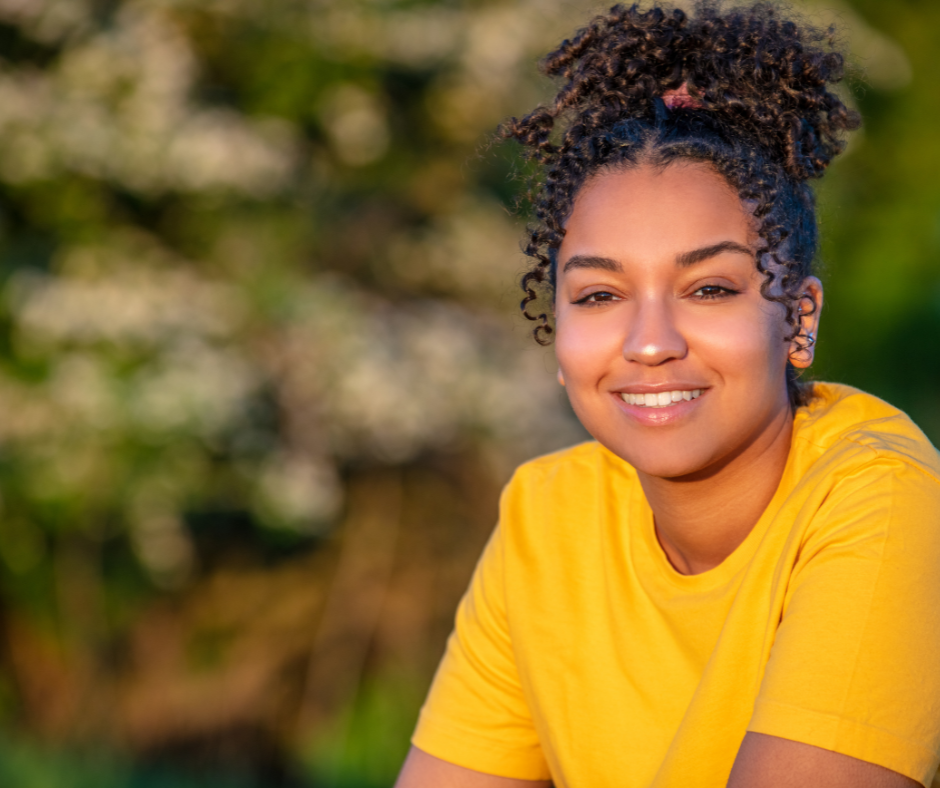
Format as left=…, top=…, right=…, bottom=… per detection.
left=396, top=3, right=940, bottom=787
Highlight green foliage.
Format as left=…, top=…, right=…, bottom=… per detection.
left=0, top=738, right=266, bottom=787
left=302, top=672, right=426, bottom=788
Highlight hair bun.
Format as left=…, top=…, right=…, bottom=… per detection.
left=531, top=1, right=860, bottom=181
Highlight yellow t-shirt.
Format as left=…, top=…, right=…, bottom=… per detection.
left=412, top=383, right=940, bottom=787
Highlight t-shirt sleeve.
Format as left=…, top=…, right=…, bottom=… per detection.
left=411, top=508, right=551, bottom=780
left=749, top=458, right=940, bottom=786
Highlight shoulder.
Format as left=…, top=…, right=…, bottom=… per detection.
left=791, top=383, right=940, bottom=554
left=502, top=440, right=639, bottom=508
left=495, top=441, right=639, bottom=562
left=796, top=382, right=940, bottom=484
left=510, top=439, right=621, bottom=480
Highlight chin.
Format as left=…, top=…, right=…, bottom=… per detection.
left=596, top=431, right=724, bottom=481
left=626, top=454, right=711, bottom=481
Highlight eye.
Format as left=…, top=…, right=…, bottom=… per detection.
left=573, top=291, right=619, bottom=305
left=692, top=284, right=738, bottom=300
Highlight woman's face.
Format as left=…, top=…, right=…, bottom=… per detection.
left=554, top=162, right=819, bottom=480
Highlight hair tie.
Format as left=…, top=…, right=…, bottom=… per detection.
left=662, top=82, right=703, bottom=110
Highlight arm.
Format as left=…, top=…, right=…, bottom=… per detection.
left=729, top=460, right=940, bottom=788
left=728, top=733, right=921, bottom=788
left=405, top=462, right=940, bottom=786
left=405, top=518, right=553, bottom=783
left=395, top=747, right=552, bottom=788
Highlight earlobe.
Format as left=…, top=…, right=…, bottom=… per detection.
left=789, top=281, right=822, bottom=368
left=788, top=337, right=815, bottom=369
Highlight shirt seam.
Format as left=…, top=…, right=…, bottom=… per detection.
left=751, top=697, right=940, bottom=759
left=838, top=437, right=940, bottom=486
left=413, top=709, right=551, bottom=778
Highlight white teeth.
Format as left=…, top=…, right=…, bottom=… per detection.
left=620, top=389, right=704, bottom=408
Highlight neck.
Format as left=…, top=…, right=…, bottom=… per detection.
left=637, top=407, right=794, bottom=576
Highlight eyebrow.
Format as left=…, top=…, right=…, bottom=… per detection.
left=561, top=255, right=622, bottom=273
left=675, top=241, right=755, bottom=268
left=561, top=241, right=755, bottom=274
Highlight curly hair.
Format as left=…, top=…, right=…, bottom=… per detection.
left=501, top=1, right=860, bottom=408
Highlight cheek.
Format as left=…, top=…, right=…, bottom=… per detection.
left=684, top=302, right=788, bottom=381
left=554, top=308, right=623, bottom=381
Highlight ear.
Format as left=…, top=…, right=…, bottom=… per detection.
left=557, top=367, right=566, bottom=387
left=788, top=277, right=823, bottom=369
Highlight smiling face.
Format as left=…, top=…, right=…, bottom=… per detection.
left=554, top=162, right=819, bottom=480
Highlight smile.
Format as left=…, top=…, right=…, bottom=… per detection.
left=620, top=390, right=703, bottom=408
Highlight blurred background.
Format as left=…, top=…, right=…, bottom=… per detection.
left=0, top=0, right=935, bottom=785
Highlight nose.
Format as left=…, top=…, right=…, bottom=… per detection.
left=622, top=299, right=688, bottom=366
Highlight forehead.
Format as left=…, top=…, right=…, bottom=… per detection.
left=559, top=162, right=754, bottom=263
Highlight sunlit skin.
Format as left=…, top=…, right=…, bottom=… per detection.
left=554, top=162, right=822, bottom=575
